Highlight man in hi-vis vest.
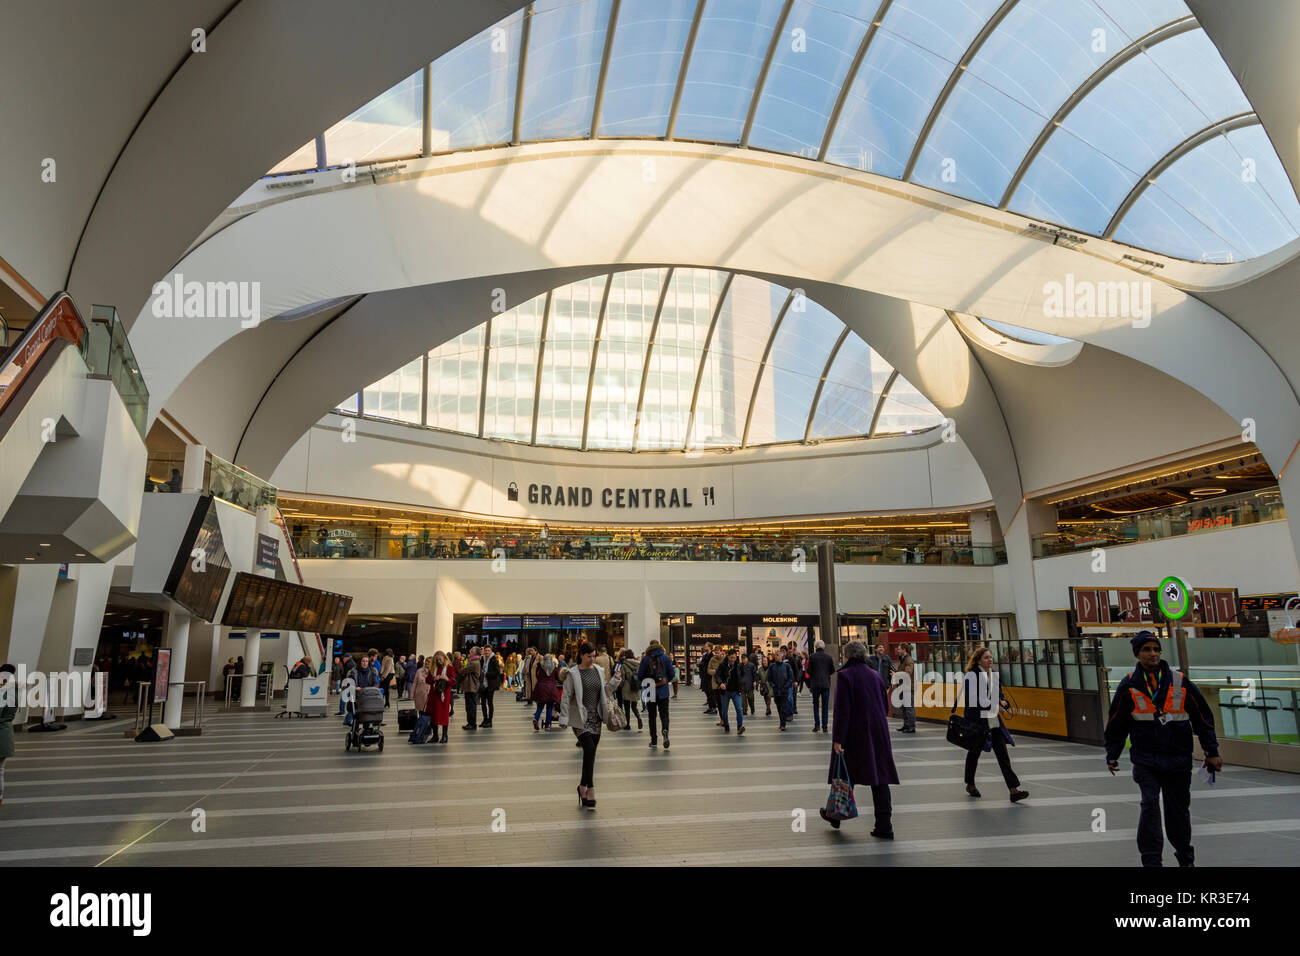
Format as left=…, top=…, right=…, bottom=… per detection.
left=1105, top=632, right=1221, bottom=867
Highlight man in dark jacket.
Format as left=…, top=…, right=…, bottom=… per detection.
left=698, top=645, right=716, bottom=714
left=767, top=648, right=795, bottom=731
left=738, top=654, right=757, bottom=716
left=1105, top=632, right=1221, bottom=867
left=806, top=640, right=836, bottom=734
left=637, top=640, right=677, bottom=750
left=714, top=648, right=746, bottom=735
left=479, top=646, right=502, bottom=727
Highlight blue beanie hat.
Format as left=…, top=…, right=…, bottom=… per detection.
left=1131, top=631, right=1160, bottom=657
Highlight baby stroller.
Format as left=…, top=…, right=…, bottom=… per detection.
left=346, top=686, right=385, bottom=752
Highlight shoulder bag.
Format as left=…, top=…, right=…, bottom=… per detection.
left=945, top=672, right=988, bottom=752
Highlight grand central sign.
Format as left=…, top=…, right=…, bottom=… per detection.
left=509, top=482, right=718, bottom=510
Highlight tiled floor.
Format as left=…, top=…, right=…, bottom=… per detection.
left=2, top=688, right=1298, bottom=866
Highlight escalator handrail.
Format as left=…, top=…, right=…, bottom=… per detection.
left=0, top=291, right=87, bottom=416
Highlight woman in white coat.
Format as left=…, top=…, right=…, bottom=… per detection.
left=559, top=642, right=609, bottom=810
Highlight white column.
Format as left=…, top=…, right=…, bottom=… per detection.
left=181, top=444, right=207, bottom=493
left=162, top=612, right=191, bottom=728
left=0, top=564, right=60, bottom=673
left=39, top=562, right=114, bottom=718
left=239, top=505, right=277, bottom=706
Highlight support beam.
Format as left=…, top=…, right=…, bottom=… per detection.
left=867, top=368, right=899, bottom=438
left=685, top=271, right=734, bottom=449
left=740, top=289, right=796, bottom=447
left=1104, top=113, right=1259, bottom=239
left=511, top=3, right=534, bottom=147
left=581, top=273, right=614, bottom=451
left=998, top=16, right=1197, bottom=209
left=817, top=0, right=893, bottom=163
left=665, top=0, right=707, bottom=141
left=632, top=267, right=676, bottom=451
left=590, top=0, right=622, bottom=137
left=804, top=326, right=851, bottom=442
left=529, top=290, right=553, bottom=445
left=740, top=0, right=794, bottom=147
left=903, top=0, right=1022, bottom=183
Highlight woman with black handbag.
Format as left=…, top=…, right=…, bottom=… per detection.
left=958, top=647, right=1029, bottom=803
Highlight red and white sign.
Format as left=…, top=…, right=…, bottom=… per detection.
left=888, top=593, right=921, bottom=630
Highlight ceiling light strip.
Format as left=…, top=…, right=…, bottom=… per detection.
left=804, top=326, right=851, bottom=443
left=817, top=0, right=893, bottom=163
left=740, top=0, right=795, bottom=148
left=1103, top=112, right=1258, bottom=239
left=902, top=0, right=1022, bottom=183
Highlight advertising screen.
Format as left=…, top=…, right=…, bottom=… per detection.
left=164, top=496, right=232, bottom=623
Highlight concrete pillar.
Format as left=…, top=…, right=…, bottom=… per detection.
left=969, top=509, right=1003, bottom=566
left=239, top=629, right=263, bottom=706
left=0, top=564, right=60, bottom=673
left=626, top=584, right=658, bottom=654
left=181, top=444, right=207, bottom=493
left=38, top=562, right=113, bottom=718
left=162, top=612, right=191, bottom=728
left=1000, top=500, right=1058, bottom=642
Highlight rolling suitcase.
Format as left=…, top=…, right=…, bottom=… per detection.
left=397, top=700, right=417, bottom=732
left=409, top=712, right=431, bottom=744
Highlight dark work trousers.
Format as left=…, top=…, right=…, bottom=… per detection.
left=760, top=690, right=771, bottom=715
left=862, top=784, right=892, bottom=832
left=462, top=691, right=478, bottom=727
left=1133, top=764, right=1194, bottom=866
left=704, top=683, right=718, bottom=712
left=578, top=731, right=600, bottom=787
left=900, top=705, right=916, bottom=731
left=620, top=697, right=640, bottom=725
left=647, top=698, right=670, bottom=740
left=965, top=732, right=1020, bottom=789
left=480, top=688, right=495, bottom=723
left=811, top=688, right=830, bottom=730
left=742, top=690, right=755, bottom=715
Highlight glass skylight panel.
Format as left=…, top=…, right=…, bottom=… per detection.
left=979, top=318, right=1072, bottom=346
left=910, top=0, right=1116, bottom=202
left=1141, top=28, right=1250, bottom=122
left=1010, top=30, right=1239, bottom=235
left=323, top=70, right=423, bottom=167
left=746, top=0, right=873, bottom=158
left=597, top=0, right=695, bottom=138
left=587, top=268, right=665, bottom=449
left=363, top=356, right=423, bottom=424
left=482, top=294, right=545, bottom=441
left=824, top=0, right=1001, bottom=176
left=269, top=139, right=318, bottom=175
left=910, top=74, right=1042, bottom=205
left=639, top=269, right=726, bottom=450
left=426, top=325, right=484, bottom=435
left=1089, top=0, right=1191, bottom=43
left=335, top=393, right=359, bottom=415
left=1110, top=180, right=1244, bottom=262
left=746, top=293, right=842, bottom=445
left=427, top=8, right=522, bottom=151
left=672, top=0, right=785, bottom=143
left=690, top=275, right=784, bottom=448
left=536, top=277, right=604, bottom=447
left=809, top=333, right=888, bottom=440
left=874, top=373, right=943, bottom=435
left=519, top=0, right=614, bottom=141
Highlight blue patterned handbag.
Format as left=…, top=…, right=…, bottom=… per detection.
left=823, top=752, right=858, bottom=821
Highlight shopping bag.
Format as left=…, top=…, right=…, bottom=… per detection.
left=823, top=753, right=857, bottom=822
left=605, top=695, right=628, bottom=731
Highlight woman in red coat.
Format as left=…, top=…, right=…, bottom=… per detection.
left=425, top=651, right=455, bottom=744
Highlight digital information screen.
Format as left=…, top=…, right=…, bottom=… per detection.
left=164, top=496, right=232, bottom=622
left=221, top=572, right=353, bottom=636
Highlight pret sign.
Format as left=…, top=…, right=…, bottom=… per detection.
left=887, top=593, right=921, bottom=630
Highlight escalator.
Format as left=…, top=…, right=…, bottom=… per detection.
left=0, top=292, right=148, bottom=564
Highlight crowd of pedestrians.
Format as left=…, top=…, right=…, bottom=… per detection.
left=318, top=630, right=1223, bottom=865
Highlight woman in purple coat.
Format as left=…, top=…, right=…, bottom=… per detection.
left=821, top=641, right=899, bottom=837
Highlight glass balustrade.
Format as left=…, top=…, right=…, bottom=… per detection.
left=1032, top=487, right=1285, bottom=557
left=287, top=530, right=1007, bottom=565
left=87, top=305, right=149, bottom=439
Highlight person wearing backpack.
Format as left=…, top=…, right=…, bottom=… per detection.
left=616, top=649, right=643, bottom=731
left=767, top=647, right=794, bottom=731
left=637, top=640, right=676, bottom=750
left=714, top=648, right=746, bottom=735
left=755, top=652, right=773, bottom=716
